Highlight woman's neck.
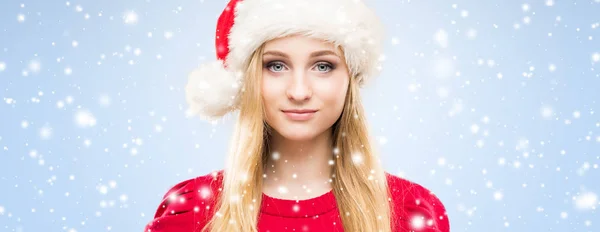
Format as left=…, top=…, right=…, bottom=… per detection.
left=262, top=128, right=334, bottom=200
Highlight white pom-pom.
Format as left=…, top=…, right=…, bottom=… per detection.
left=185, top=61, right=242, bottom=120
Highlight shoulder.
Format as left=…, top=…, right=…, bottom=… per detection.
left=384, top=172, right=450, bottom=232
left=143, top=170, right=225, bottom=232
left=156, top=169, right=224, bottom=217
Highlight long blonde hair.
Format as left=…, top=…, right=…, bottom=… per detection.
left=201, top=42, right=395, bottom=232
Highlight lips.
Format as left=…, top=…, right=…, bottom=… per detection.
left=281, top=109, right=317, bottom=121
left=281, top=109, right=318, bottom=113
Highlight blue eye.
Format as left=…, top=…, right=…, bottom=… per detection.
left=266, top=62, right=286, bottom=72
left=314, top=62, right=334, bottom=72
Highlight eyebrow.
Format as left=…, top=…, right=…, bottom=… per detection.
left=262, top=50, right=340, bottom=59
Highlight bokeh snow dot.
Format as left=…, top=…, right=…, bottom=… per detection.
left=17, top=14, right=25, bottom=22
left=124, top=11, right=138, bottom=24
left=75, top=110, right=97, bottom=128
left=592, top=53, right=600, bottom=63
left=574, top=192, right=598, bottom=210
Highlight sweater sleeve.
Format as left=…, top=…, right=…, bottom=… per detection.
left=143, top=171, right=223, bottom=232
left=386, top=173, right=450, bottom=232
left=143, top=178, right=199, bottom=232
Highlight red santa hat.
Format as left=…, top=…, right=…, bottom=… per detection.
left=185, top=0, right=385, bottom=121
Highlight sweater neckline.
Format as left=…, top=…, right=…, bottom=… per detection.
left=260, top=189, right=337, bottom=218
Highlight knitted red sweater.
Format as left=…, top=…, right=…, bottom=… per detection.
left=144, top=170, right=449, bottom=232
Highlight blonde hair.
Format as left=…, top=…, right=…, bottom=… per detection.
left=201, top=42, right=395, bottom=232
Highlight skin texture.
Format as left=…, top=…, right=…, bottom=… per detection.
left=261, top=35, right=350, bottom=200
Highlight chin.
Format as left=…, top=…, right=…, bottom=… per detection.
left=281, top=133, right=316, bottom=141
left=277, top=126, right=320, bottom=141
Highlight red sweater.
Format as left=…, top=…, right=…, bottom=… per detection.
left=144, top=170, right=450, bottom=232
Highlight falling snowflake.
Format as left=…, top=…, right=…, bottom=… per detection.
left=123, top=11, right=139, bottom=24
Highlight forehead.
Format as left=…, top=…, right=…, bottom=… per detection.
left=263, top=35, right=343, bottom=57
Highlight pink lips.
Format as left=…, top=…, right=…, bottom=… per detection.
left=282, top=109, right=317, bottom=121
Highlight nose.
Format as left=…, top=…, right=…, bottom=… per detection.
left=286, top=70, right=312, bottom=102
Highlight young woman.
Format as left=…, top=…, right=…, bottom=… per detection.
left=144, top=0, right=450, bottom=231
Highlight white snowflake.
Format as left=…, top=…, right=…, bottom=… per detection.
left=123, top=11, right=139, bottom=24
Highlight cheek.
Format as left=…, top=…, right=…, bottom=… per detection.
left=261, top=76, right=276, bottom=105
left=261, top=77, right=283, bottom=118
left=314, top=76, right=348, bottom=108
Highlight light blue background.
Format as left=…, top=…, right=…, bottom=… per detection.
left=1, top=0, right=599, bottom=231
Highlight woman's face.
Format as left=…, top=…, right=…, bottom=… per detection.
left=261, top=35, right=350, bottom=142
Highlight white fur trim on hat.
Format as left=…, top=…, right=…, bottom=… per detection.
left=185, top=60, right=243, bottom=120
